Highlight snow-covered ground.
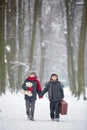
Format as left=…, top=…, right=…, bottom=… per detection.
left=0, top=87, right=87, bottom=130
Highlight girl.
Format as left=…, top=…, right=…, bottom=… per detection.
left=22, top=72, right=42, bottom=121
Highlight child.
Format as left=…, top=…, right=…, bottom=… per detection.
left=40, top=73, right=64, bottom=121
left=22, top=72, right=42, bottom=121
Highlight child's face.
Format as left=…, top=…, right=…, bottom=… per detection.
left=51, top=76, right=57, bottom=81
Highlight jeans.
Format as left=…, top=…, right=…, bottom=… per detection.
left=50, top=101, right=60, bottom=119
left=25, top=100, right=35, bottom=118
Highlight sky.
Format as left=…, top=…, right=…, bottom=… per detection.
left=0, top=87, right=87, bottom=130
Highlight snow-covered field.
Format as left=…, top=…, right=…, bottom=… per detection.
left=0, top=87, right=87, bottom=130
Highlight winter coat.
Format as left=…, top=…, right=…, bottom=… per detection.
left=22, top=76, right=42, bottom=101
left=42, top=80, right=64, bottom=102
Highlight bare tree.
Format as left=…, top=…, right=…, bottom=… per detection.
left=5, top=0, right=17, bottom=91
left=29, top=0, right=39, bottom=70
left=77, top=0, right=87, bottom=99
left=16, top=0, right=25, bottom=90
left=38, top=0, right=46, bottom=85
left=65, top=0, right=77, bottom=95
left=0, top=0, right=5, bottom=94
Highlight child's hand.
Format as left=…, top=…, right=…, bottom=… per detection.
left=38, top=91, right=43, bottom=99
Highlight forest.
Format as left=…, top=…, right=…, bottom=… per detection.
left=0, top=0, right=87, bottom=100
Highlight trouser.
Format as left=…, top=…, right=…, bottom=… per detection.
left=25, top=100, right=35, bottom=118
left=50, top=101, right=60, bottom=119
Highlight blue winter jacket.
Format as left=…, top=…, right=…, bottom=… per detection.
left=42, top=80, right=64, bottom=102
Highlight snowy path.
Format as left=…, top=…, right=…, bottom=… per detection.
left=0, top=88, right=87, bottom=130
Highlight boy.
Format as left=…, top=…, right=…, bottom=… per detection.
left=22, top=72, right=42, bottom=121
left=40, top=73, right=64, bottom=121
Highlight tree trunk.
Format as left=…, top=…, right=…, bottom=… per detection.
left=77, top=0, right=87, bottom=99
left=0, top=0, right=5, bottom=94
left=38, top=0, right=45, bottom=85
left=5, top=0, right=16, bottom=91
left=65, top=0, right=76, bottom=95
left=29, top=0, right=39, bottom=70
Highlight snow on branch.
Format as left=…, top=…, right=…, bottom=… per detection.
left=10, top=61, right=29, bottom=69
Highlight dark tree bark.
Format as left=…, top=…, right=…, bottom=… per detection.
left=0, top=0, right=5, bottom=94
left=5, top=0, right=16, bottom=91
left=29, top=0, right=39, bottom=70
left=77, top=0, right=87, bottom=99
left=65, top=0, right=77, bottom=95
